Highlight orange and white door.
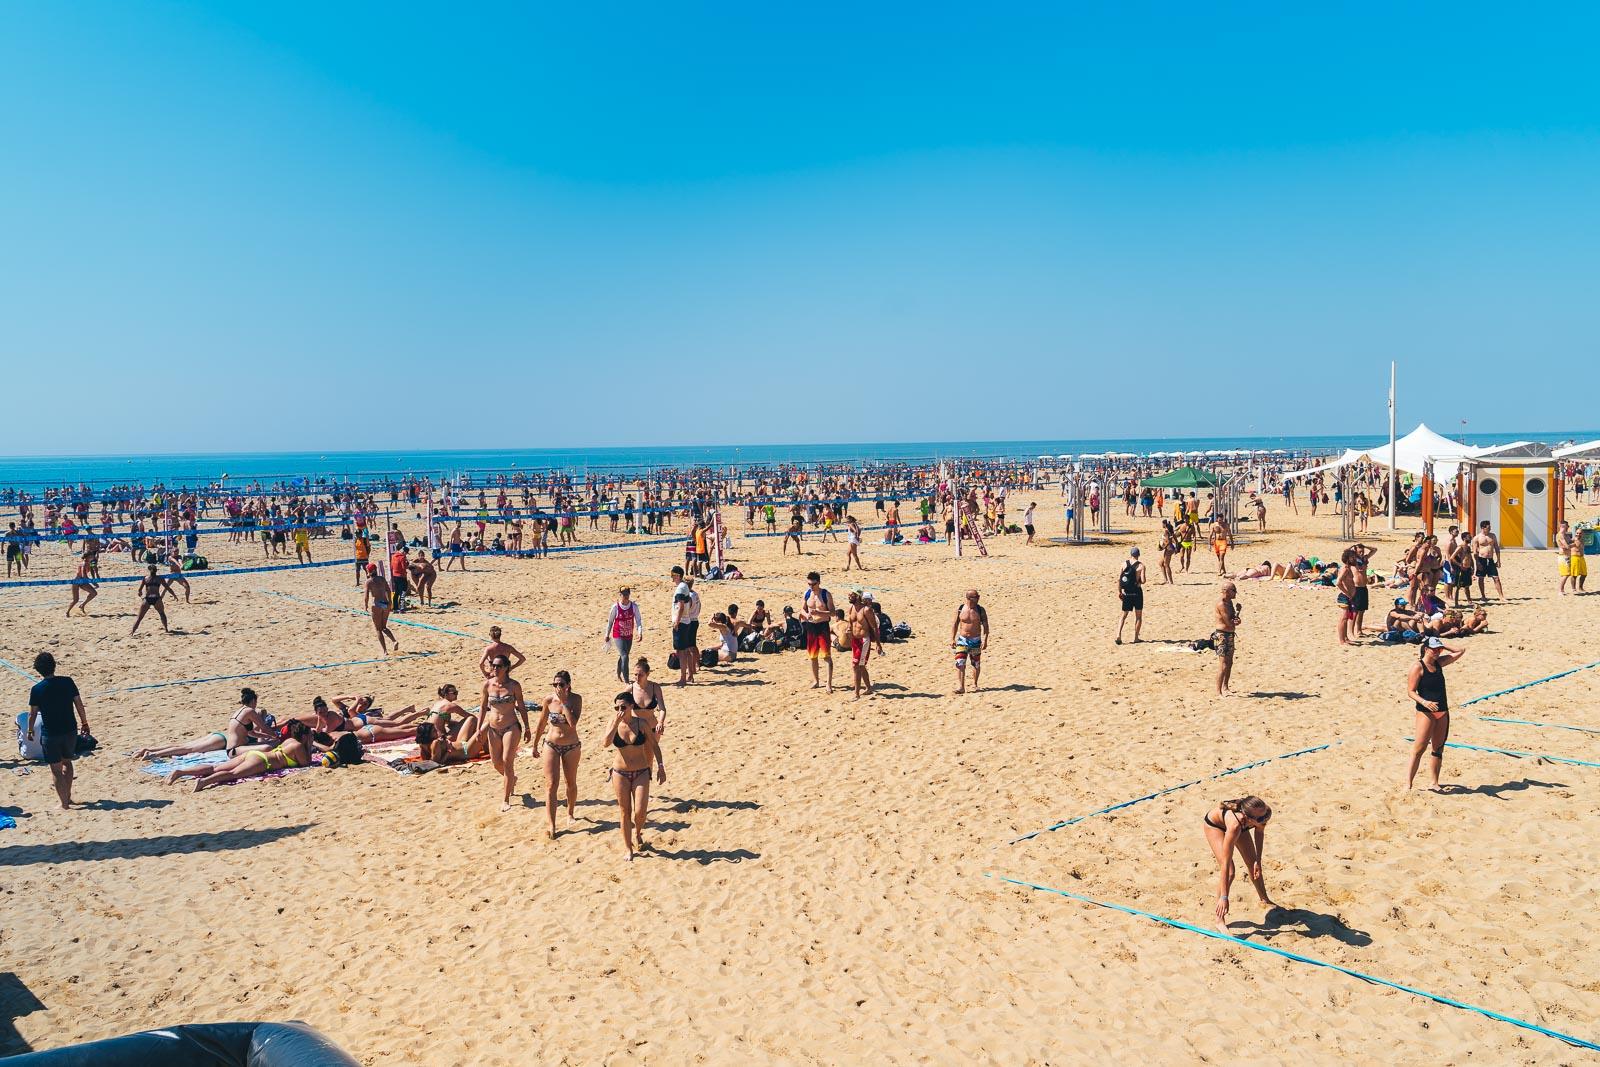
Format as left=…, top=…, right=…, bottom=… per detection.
left=1474, top=466, right=1553, bottom=549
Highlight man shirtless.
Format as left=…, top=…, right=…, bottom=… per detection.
left=1210, top=516, right=1231, bottom=576
left=801, top=571, right=835, bottom=692
left=1214, top=582, right=1241, bottom=697
left=1472, top=520, right=1504, bottom=600
left=1447, top=534, right=1475, bottom=607
left=951, top=589, right=990, bottom=694
left=782, top=514, right=804, bottom=556
left=1556, top=520, right=1587, bottom=594
left=845, top=591, right=883, bottom=699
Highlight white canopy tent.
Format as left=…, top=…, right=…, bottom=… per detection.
left=1280, top=424, right=1473, bottom=481
left=1554, top=440, right=1600, bottom=461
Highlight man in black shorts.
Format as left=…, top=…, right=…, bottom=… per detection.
left=26, top=652, right=91, bottom=809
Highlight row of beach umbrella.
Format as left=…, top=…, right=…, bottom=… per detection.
left=1034, top=449, right=1291, bottom=462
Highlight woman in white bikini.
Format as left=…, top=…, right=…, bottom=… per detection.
left=480, top=657, right=530, bottom=810
left=531, top=669, right=584, bottom=839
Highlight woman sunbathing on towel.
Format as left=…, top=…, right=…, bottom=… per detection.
left=326, top=692, right=431, bottom=728
left=1233, top=561, right=1273, bottom=581
left=135, top=687, right=275, bottom=759
left=310, top=697, right=420, bottom=744
left=414, top=717, right=487, bottom=764
left=166, top=720, right=316, bottom=791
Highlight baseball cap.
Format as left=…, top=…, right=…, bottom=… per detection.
left=1424, top=636, right=1445, bottom=649
left=1130, top=547, right=1140, bottom=557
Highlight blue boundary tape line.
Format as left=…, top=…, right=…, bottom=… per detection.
left=0, top=557, right=352, bottom=589
left=1405, top=738, right=1600, bottom=769
left=467, top=609, right=581, bottom=634
left=0, top=656, right=40, bottom=682
left=430, top=536, right=684, bottom=562
left=1007, top=743, right=1338, bottom=845
left=91, top=652, right=438, bottom=696
left=1478, top=715, right=1600, bottom=736
left=258, top=590, right=481, bottom=640
left=1460, top=659, right=1600, bottom=706
left=985, top=873, right=1600, bottom=1053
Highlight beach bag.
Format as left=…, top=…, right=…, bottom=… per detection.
left=16, top=713, right=44, bottom=761
left=759, top=639, right=780, bottom=654
left=320, top=732, right=365, bottom=768
left=666, top=652, right=680, bottom=671
left=892, top=621, right=912, bottom=641
left=183, top=555, right=208, bottom=571
left=75, top=732, right=98, bottom=755
left=699, top=649, right=718, bottom=669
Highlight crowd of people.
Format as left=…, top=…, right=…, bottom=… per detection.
left=15, top=453, right=1598, bottom=922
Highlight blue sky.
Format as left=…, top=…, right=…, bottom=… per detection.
left=3, top=3, right=1597, bottom=455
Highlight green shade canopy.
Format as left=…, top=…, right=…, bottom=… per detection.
left=1140, top=466, right=1220, bottom=489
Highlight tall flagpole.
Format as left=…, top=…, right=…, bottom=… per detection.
left=1387, top=360, right=1397, bottom=531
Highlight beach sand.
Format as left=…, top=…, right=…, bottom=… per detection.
left=4, top=498, right=1598, bottom=1064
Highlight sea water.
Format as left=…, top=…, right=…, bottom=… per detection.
left=0, top=432, right=1590, bottom=487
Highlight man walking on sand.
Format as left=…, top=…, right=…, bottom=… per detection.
left=845, top=591, right=883, bottom=699
left=952, top=589, right=990, bottom=694
left=27, top=652, right=91, bottom=809
left=1214, top=582, right=1241, bottom=697
left=1557, top=520, right=1587, bottom=594
left=1116, top=547, right=1146, bottom=645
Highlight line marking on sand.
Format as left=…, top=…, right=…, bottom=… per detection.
left=258, top=590, right=481, bottom=640
left=985, top=873, right=1600, bottom=1053
left=258, top=590, right=579, bottom=637
left=1460, top=659, right=1600, bottom=706
left=0, top=656, right=41, bottom=682
left=92, top=652, right=437, bottom=696
left=1405, top=738, right=1600, bottom=770
left=467, top=609, right=581, bottom=634
left=0, top=557, right=354, bottom=589
left=1477, top=715, right=1600, bottom=735
left=1006, top=743, right=1338, bottom=845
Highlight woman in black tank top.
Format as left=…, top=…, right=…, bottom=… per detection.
left=1406, top=639, right=1464, bottom=791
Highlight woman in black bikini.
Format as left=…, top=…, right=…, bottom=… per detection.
left=1406, top=637, right=1464, bottom=791
left=603, top=690, right=665, bottom=861
left=480, top=657, right=529, bottom=811
left=1203, top=795, right=1275, bottom=928
left=532, top=669, right=584, bottom=839
left=630, top=658, right=667, bottom=736
left=130, top=563, right=170, bottom=635
left=135, top=687, right=275, bottom=759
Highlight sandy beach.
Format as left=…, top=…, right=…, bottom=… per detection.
left=4, top=496, right=1598, bottom=1064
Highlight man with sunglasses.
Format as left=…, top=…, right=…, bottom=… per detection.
left=801, top=571, right=835, bottom=692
